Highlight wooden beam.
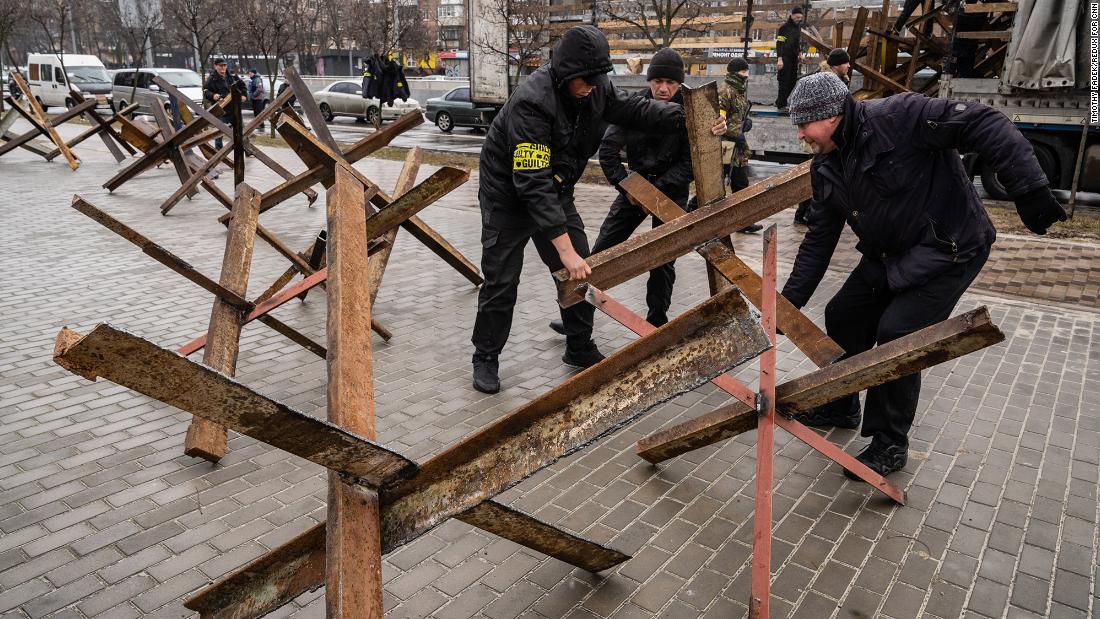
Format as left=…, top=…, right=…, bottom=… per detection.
left=619, top=174, right=844, bottom=367
left=283, top=66, right=341, bottom=153
left=683, top=82, right=733, bottom=296
left=635, top=307, right=1005, bottom=463
left=963, top=1, right=1016, bottom=11
left=556, top=162, right=811, bottom=308
left=325, top=162, right=385, bottom=616
left=9, top=72, right=79, bottom=169
left=182, top=184, right=260, bottom=462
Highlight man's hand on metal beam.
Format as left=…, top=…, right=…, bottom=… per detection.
left=553, top=234, right=591, bottom=281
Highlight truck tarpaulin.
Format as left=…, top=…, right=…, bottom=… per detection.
left=1002, top=0, right=1089, bottom=90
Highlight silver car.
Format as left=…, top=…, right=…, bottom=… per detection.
left=312, top=80, right=420, bottom=125
left=112, top=68, right=204, bottom=115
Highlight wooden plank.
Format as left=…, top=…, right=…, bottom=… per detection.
left=182, top=184, right=260, bottom=462
left=104, top=116, right=213, bottom=191
left=962, top=1, right=1016, bottom=11
left=852, top=59, right=912, bottom=92
left=325, top=162, right=384, bottom=616
left=150, top=100, right=200, bottom=200
left=0, top=98, right=94, bottom=158
left=955, top=31, right=1013, bottom=40
left=368, top=148, right=423, bottom=305
left=635, top=307, right=1005, bottom=463
left=10, top=72, right=79, bottom=169
left=456, top=501, right=630, bottom=572
left=847, top=7, right=870, bottom=59
left=53, top=324, right=417, bottom=484
left=619, top=173, right=843, bottom=367
left=556, top=162, right=811, bottom=307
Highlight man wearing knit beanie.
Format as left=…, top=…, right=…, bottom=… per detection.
left=821, top=48, right=851, bottom=86
left=781, top=72, right=1066, bottom=479
left=547, top=47, right=728, bottom=335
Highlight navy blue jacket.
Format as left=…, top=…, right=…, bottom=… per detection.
left=783, top=93, right=1048, bottom=306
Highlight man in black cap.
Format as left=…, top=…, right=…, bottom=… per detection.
left=821, top=48, right=851, bottom=86
left=774, top=7, right=805, bottom=110
left=471, top=28, right=723, bottom=394
left=782, top=72, right=1066, bottom=478
left=547, top=47, right=726, bottom=335
left=203, top=58, right=244, bottom=149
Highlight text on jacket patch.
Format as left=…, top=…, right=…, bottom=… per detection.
left=513, top=143, right=551, bottom=170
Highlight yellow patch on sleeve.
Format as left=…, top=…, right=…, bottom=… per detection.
left=513, top=142, right=551, bottom=171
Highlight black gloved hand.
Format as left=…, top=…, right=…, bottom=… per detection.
left=1014, top=186, right=1067, bottom=235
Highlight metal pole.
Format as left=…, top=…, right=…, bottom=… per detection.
left=749, top=224, right=777, bottom=619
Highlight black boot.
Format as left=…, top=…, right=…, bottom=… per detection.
left=472, top=355, right=500, bottom=394
left=738, top=224, right=764, bottom=234
left=645, top=311, right=668, bottom=328
left=549, top=319, right=566, bottom=336
left=562, top=341, right=605, bottom=369
left=799, top=396, right=861, bottom=429
left=844, top=440, right=908, bottom=479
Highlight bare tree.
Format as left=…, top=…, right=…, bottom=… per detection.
left=473, top=0, right=556, bottom=80
left=163, top=0, right=230, bottom=74
left=351, top=0, right=424, bottom=57
left=228, top=0, right=305, bottom=133
left=598, top=0, right=721, bottom=50
left=0, top=0, right=25, bottom=112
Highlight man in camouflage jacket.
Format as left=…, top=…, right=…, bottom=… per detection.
left=718, top=57, right=763, bottom=233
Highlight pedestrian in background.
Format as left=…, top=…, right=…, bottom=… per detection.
left=203, top=58, right=244, bottom=149
left=248, top=69, right=266, bottom=130
left=720, top=57, right=765, bottom=234
left=775, top=7, right=805, bottom=111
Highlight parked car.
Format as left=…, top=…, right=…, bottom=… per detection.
left=311, top=80, right=420, bottom=125
left=111, top=68, right=203, bottom=115
left=26, top=53, right=112, bottom=111
left=425, top=87, right=494, bottom=132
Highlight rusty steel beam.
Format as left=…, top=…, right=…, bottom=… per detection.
left=456, top=500, right=630, bottom=572
left=749, top=225, right=778, bottom=618
left=368, top=148, right=422, bottom=304
left=256, top=111, right=423, bottom=213
left=619, top=173, right=844, bottom=368
left=681, top=82, right=733, bottom=296
left=283, top=66, right=341, bottom=153
left=255, top=315, right=326, bottom=358
left=70, top=196, right=251, bottom=310
left=177, top=268, right=327, bottom=357
left=276, top=116, right=379, bottom=191
left=183, top=185, right=260, bottom=462
left=52, top=324, right=417, bottom=485
left=184, top=286, right=770, bottom=618
left=556, top=161, right=811, bottom=307
left=325, top=162, right=385, bottom=616
left=363, top=167, right=470, bottom=242
left=149, top=101, right=200, bottom=200
left=636, top=307, right=1005, bottom=463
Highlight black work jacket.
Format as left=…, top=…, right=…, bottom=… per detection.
left=203, top=71, right=243, bottom=114
left=478, top=26, right=685, bottom=237
left=776, top=19, right=802, bottom=60
left=599, top=89, right=692, bottom=204
left=782, top=93, right=1048, bottom=306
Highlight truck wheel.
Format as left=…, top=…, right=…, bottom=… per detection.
left=116, top=99, right=128, bottom=115
left=319, top=102, right=334, bottom=122
left=436, top=111, right=453, bottom=132
left=980, top=142, right=1059, bottom=201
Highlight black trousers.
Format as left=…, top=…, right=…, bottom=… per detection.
left=728, top=165, right=749, bottom=193
left=251, top=98, right=266, bottom=123
left=472, top=196, right=595, bottom=358
left=821, top=246, right=990, bottom=448
left=592, top=192, right=683, bottom=325
left=775, top=59, right=798, bottom=108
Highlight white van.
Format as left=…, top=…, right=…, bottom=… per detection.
left=26, top=53, right=113, bottom=111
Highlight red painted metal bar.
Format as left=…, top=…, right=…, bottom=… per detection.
left=749, top=224, right=778, bottom=619
left=177, top=268, right=328, bottom=356
left=583, top=285, right=758, bottom=409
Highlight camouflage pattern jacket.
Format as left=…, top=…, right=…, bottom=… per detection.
left=717, top=73, right=750, bottom=167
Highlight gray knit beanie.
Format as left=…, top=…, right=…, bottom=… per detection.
left=788, top=72, right=849, bottom=125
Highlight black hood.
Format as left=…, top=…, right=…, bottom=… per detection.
left=551, top=25, right=613, bottom=88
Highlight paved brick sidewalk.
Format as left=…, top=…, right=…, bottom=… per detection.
left=0, top=126, right=1096, bottom=618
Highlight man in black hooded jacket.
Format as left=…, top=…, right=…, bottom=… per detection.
left=471, top=26, right=702, bottom=394
left=775, top=7, right=804, bottom=110
left=782, top=72, right=1066, bottom=478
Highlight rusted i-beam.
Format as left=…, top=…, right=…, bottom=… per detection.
left=325, top=162, right=385, bottom=616
left=184, top=286, right=771, bottom=618
left=555, top=161, right=811, bottom=307
left=182, top=184, right=259, bottom=462
left=619, top=172, right=844, bottom=367
left=635, top=307, right=1005, bottom=463
left=52, top=324, right=418, bottom=486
